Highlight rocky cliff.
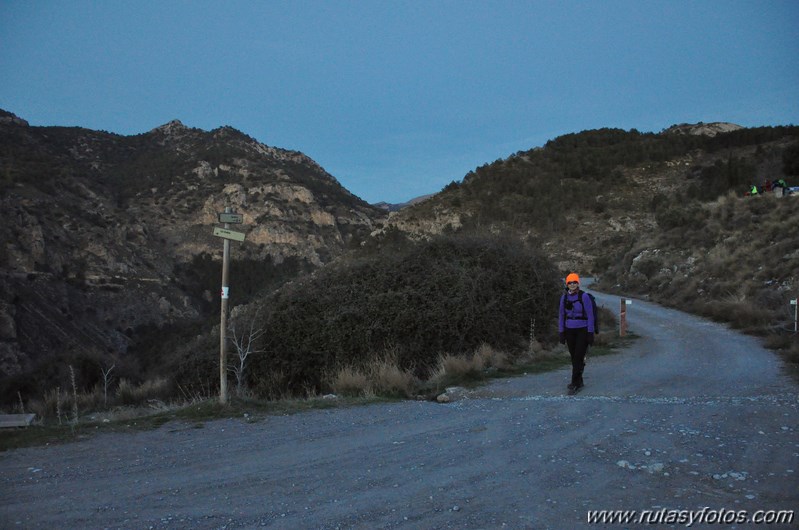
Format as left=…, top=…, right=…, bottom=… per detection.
left=0, top=110, right=385, bottom=387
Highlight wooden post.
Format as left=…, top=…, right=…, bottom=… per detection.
left=219, top=207, right=231, bottom=404
left=620, top=298, right=627, bottom=337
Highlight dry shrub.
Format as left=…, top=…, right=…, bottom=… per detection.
left=329, top=351, right=417, bottom=398
left=528, top=337, right=544, bottom=355
left=76, top=386, right=104, bottom=412
left=368, top=358, right=416, bottom=398
left=704, top=245, right=734, bottom=277
left=252, top=370, right=290, bottom=401
left=763, top=334, right=799, bottom=365
left=176, top=382, right=215, bottom=404
left=28, top=385, right=105, bottom=422
left=115, top=380, right=135, bottom=405
left=429, top=345, right=506, bottom=386
left=116, top=377, right=172, bottom=406
left=593, top=332, right=612, bottom=347
left=474, top=343, right=510, bottom=370
left=26, top=379, right=111, bottom=419
left=697, top=298, right=774, bottom=331
left=784, top=342, right=799, bottom=365
left=714, top=190, right=740, bottom=212
left=330, top=366, right=370, bottom=397
left=596, top=306, right=617, bottom=336
left=433, top=353, right=479, bottom=381
left=764, top=334, right=793, bottom=350
left=27, top=388, right=63, bottom=422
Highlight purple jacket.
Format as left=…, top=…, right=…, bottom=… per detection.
left=558, top=291, right=595, bottom=333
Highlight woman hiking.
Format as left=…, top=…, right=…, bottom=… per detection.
left=558, top=273, right=595, bottom=393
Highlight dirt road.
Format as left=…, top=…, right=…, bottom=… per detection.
left=2, top=292, right=798, bottom=529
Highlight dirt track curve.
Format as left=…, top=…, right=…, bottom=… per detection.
left=2, top=291, right=798, bottom=529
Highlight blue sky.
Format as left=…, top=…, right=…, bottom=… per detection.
left=1, top=1, right=798, bottom=204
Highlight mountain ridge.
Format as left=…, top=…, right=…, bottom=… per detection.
left=382, top=125, right=799, bottom=271
left=663, top=121, right=744, bottom=137
left=2, top=111, right=798, bottom=405
left=0, top=110, right=386, bottom=389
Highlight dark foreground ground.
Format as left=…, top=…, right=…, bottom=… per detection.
left=1, top=292, right=797, bottom=529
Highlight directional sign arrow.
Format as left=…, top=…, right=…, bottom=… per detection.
left=213, top=227, right=246, bottom=242
left=218, top=212, right=244, bottom=224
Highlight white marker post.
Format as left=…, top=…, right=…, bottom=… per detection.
left=791, top=299, right=797, bottom=334
left=620, top=298, right=632, bottom=337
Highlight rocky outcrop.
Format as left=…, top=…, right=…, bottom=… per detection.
left=0, top=110, right=28, bottom=127
left=379, top=205, right=463, bottom=238
left=664, top=122, right=744, bottom=137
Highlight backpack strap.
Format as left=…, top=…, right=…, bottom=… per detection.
left=563, top=290, right=589, bottom=320
left=578, top=290, right=588, bottom=319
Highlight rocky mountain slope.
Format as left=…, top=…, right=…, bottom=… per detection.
left=380, top=124, right=799, bottom=360
left=383, top=124, right=799, bottom=272
left=3, top=112, right=797, bottom=404
left=0, top=110, right=385, bottom=393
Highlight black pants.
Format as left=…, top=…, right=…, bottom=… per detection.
left=564, top=327, right=588, bottom=386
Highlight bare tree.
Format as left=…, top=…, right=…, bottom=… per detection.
left=100, top=363, right=115, bottom=407
left=228, top=310, right=265, bottom=396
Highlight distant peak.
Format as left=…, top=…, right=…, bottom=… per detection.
left=150, top=119, right=189, bottom=134
left=0, top=109, right=29, bottom=126
left=664, top=122, right=743, bottom=137
left=373, top=194, right=434, bottom=212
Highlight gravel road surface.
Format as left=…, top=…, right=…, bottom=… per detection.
left=2, top=291, right=798, bottom=529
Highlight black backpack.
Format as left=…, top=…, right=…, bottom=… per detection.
left=562, top=289, right=599, bottom=334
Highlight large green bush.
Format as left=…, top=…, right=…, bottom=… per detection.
left=248, top=235, right=561, bottom=393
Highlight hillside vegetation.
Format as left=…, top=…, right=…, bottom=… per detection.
left=449, top=126, right=795, bottom=226
left=599, top=192, right=799, bottom=362
left=4, top=113, right=799, bottom=417
left=394, top=126, right=799, bottom=270
left=165, top=234, right=561, bottom=398
left=391, top=124, right=799, bottom=366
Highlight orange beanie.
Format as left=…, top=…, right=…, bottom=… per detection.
left=565, top=273, right=580, bottom=284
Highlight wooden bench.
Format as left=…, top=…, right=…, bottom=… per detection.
left=0, top=413, right=36, bottom=428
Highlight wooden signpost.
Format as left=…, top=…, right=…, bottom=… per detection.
left=213, top=207, right=245, bottom=404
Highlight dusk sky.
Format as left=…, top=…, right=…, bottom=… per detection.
left=2, top=1, right=798, bottom=204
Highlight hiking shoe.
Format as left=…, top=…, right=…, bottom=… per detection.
left=567, top=383, right=576, bottom=391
